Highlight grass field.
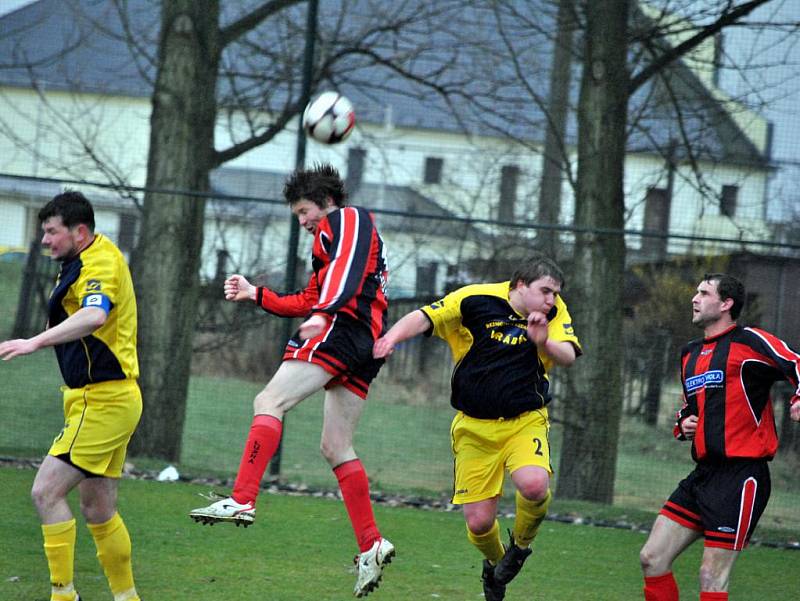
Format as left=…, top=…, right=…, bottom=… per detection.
left=2, top=347, right=799, bottom=545
left=2, top=467, right=799, bottom=601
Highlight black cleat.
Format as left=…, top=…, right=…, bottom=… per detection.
left=493, top=531, right=532, bottom=585
left=481, top=559, right=506, bottom=601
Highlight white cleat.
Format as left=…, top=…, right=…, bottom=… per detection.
left=189, top=495, right=255, bottom=527
left=353, top=538, right=395, bottom=597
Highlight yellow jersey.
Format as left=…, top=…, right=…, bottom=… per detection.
left=421, top=281, right=580, bottom=419
left=47, top=234, right=139, bottom=388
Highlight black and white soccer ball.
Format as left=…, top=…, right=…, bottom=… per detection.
left=302, top=91, right=356, bottom=144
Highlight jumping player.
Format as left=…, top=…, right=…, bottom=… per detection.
left=639, top=273, right=800, bottom=601
left=373, top=254, right=581, bottom=601
left=0, top=191, right=143, bottom=601
left=190, top=164, right=394, bottom=598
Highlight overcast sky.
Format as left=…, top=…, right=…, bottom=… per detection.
left=0, top=0, right=32, bottom=15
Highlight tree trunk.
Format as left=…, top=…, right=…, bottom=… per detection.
left=643, top=329, right=669, bottom=426
left=557, top=0, right=629, bottom=503
left=129, top=0, right=220, bottom=460
left=537, top=0, right=575, bottom=260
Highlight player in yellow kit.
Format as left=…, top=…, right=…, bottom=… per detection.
left=374, top=254, right=581, bottom=601
left=0, top=191, right=142, bottom=601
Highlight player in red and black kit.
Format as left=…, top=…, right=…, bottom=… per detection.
left=190, top=164, right=394, bottom=598
left=640, top=273, right=800, bottom=601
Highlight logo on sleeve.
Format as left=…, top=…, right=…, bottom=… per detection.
left=562, top=323, right=574, bottom=336
left=85, top=279, right=102, bottom=292
left=85, top=294, right=104, bottom=307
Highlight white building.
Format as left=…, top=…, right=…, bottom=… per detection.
left=0, top=0, right=775, bottom=298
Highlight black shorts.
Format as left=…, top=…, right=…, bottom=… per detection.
left=659, top=459, right=771, bottom=550
left=283, top=314, right=384, bottom=399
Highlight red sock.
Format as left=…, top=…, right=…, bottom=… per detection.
left=700, top=593, right=728, bottom=601
left=231, top=415, right=282, bottom=505
left=643, top=572, right=679, bottom=601
left=334, top=459, right=381, bottom=552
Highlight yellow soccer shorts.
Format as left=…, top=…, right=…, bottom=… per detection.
left=450, top=409, right=552, bottom=505
left=50, top=379, right=142, bottom=478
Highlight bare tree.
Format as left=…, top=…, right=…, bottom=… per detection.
left=556, top=0, right=773, bottom=502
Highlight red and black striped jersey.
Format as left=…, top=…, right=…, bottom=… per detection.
left=674, top=324, right=800, bottom=462
left=255, top=206, right=388, bottom=339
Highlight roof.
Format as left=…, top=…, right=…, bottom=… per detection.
left=0, top=0, right=769, bottom=167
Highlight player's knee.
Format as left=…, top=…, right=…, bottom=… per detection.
left=517, top=481, right=548, bottom=501
left=698, top=562, right=727, bottom=591
left=30, top=481, right=50, bottom=512
left=319, top=435, right=352, bottom=466
left=465, top=514, right=495, bottom=535
left=253, top=391, right=286, bottom=415
left=639, top=545, right=656, bottom=572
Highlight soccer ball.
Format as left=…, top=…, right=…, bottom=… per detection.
left=302, top=91, right=355, bottom=144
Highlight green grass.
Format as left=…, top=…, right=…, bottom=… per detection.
left=2, top=350, right=799, bottom=546
left=1, top=467, right=798, bottom=601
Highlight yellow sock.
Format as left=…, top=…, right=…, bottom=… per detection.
left=466, top=519, right=504, bottom=563
left=42, top=518, right=77, bottom=601
left=513, top=488, right=552, bottom=548
left=87, top=512, right=140, bottom=601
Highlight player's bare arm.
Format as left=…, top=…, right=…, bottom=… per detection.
left=224, top=274, right=256, bottom=302
left=0, top=306, right=107, bottom=360
left=374, top=310, right=431, bottom=358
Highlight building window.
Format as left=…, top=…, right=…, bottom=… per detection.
left=118, top=212, right=138, bottom=255
left=423, top=156, right=443, bottom=184
left=642, top=187, right=670, bottom=260
left=721, top=185, right=738, bottom=217
left=346, top=147, right=367, bottom=194
left=498, top=165, right=519, bottom=222
left=415, top=262, right=438, bottom=297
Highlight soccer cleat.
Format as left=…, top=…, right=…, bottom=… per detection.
left=481, top=559, right=506, bottom=601
left=353, top=537, right=395, bottom=597
left=189, top=494, right=255, bottom=527
left=493, top=531, right=532, bottom=585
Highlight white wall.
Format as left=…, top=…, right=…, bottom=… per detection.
left=0, top=85, right=774, bottom=282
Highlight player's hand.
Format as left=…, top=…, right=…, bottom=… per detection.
left=0, top=338, right=38, bottom=360
left=790, top=398, right=800, bottom=422
left=224, top=274, right=256, bottom=302
left=373, top=337, right=395, bottom=359
left=681, top=415, right=698, bottom=440
left=298, top=314, right=328, bottom=340
left=526, top=311, right=549, bottom=346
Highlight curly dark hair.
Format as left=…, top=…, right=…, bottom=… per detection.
left=282, top=163, right=348, bottom=209
left=38, top=190, right=95, bottom=232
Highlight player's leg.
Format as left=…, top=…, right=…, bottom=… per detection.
left=694, top=461, right=770, bottom=600
left=70, top=380, right=142, bottom=601
left=190, top=360, right=332, bottom=524
left=640, top=515, right=701, bottom=600
left=322, top=384, right=395, bottom=597
left=450, top=413, right=507, bottom=600
left=32, top=456, right=85, bottom=601
left=463, top=497, right=504, bottom=559
left=463, top=498, right=506, bottom=601
left=697, top=547, right=739, bottom=600
left=494, top=410, right=552, bottom=585
left=80, top=477, right=140, bottom=601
